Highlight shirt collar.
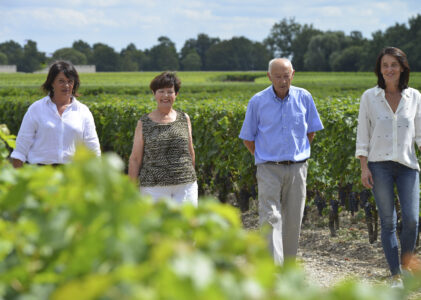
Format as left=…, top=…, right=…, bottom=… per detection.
left=374, top=86, right=411, bottom=99
left=46, top=94, right=75, bottom=107
left=270, top=85, right=290, bottom=102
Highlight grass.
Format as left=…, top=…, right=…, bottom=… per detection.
left=1, top=71, right=421, bottom=103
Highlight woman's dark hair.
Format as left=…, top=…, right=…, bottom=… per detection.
left=42, top=60, right=80, bottom=97
left=149, top=72, right=181, bottom=94
left=375, top=47, right=410, bottom=91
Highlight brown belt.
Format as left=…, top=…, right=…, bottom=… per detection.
left=266, top=159, right=307, bottom=165
left=37, top=163, right=63, bottom=167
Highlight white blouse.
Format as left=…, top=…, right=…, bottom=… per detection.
left=11, top=96, right=101, bottom=164
left=356, top=86, right=421, bottom=171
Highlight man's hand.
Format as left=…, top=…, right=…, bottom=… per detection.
left=243, top=140, right=255, bottom=155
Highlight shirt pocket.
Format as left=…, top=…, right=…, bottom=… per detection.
left=291, top=112, right=307, bottom=137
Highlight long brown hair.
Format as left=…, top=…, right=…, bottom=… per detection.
left=375, top=47, right=410, bottom=91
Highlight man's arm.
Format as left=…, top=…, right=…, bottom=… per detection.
left=307, top=132, right=315, bottom=144
left=243, top=140, right=255, bottom=155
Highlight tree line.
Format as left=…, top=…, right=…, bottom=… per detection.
left=1, top=14, right=420, bottom=72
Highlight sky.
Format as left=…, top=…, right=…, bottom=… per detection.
left=0, top=0, right=420, bottom=56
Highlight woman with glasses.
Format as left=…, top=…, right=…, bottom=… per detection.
left=128, top=72, right=198, bottom=206
left=11, top=60, right=101, bottom=167
left=356, top=47, right=421, bottom=287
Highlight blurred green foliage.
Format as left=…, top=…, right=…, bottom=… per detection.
left=0, top=124, right=15, bottom=164
left=0, top=148, right=409, bottom=299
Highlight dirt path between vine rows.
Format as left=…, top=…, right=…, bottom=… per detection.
left=241, top=207, right=421, bottom=298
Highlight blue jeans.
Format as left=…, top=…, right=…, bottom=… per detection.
left=368, top=161, right=420, bottom=275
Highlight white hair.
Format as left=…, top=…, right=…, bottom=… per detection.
left=268, top=58, right=294, bottom=73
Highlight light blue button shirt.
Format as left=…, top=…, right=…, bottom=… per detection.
left=239, top=85, right=324, bottom=165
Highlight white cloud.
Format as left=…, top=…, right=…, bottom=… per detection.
left=176, top=8, right=214, bottom=21
left=0, top=0, right=419, bottom=53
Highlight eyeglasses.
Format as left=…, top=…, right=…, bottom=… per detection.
left=56, top=79, right=74, bottom=86
left=156, top=89, right=175, bottom=96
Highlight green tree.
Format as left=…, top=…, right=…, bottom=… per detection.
left=330, top=46, right=365, bottom=71
left=383, top=22, right=409, bottom=49
left=349, top=31, right=365, bottom=46
left=72, top=40, right=93, bottom=63
left=181, top=50, right=202, bottom=70
left=358, top=30, right=386, bottom=71
left=206, top=39, right=244, bottom=71
left=264, top=19, right=322, bottom=70
left=0, top=52, right=7, bottom=65
left=0, top=40, right=23, bottom=66
left=251, top=42, right=271, bottom=70
left=264, top=17, right=301, bottom=58
left=402, top=14, right=421, bottom=71
left=92, top=43, right=120, bottom=71
left=120, top=43, right=146, bottom=71
left=19, top=40, right=46, bottom=72
left=180, top=33, right=220, bottom=70
left=206, top=37, right=269, bottom=71
left=304, top=31, right=347, bottom=71
left=149, top=36, right=179, bottom=70
left=290, top=25, right=322, bottom=71
left=52, top=47, right=87, bottom=65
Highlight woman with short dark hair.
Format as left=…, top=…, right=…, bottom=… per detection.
left=11, top=61, right=100, bottom=167
left=356, top=47, right=421, bottom=287
left=128, top=72, right=198, bottom=206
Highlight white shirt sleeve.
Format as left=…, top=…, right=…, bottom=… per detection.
left=355, top=91, right=370, bottom=158
left=82, top=107, right=101, bottom=156
left=10, top=106, right=37, bottom=162
left=414, top=90, right=421, bottom=148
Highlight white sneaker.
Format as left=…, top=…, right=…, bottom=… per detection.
left=390, top=275, right=404, bottom=289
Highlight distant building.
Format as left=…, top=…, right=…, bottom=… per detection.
left=0, top=65, right=17, bottom=73
left=75, top=65, right=96, bottom=73
left=34, top=65, right=96, bottom=73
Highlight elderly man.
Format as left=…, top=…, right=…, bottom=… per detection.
left=239, top=58, right=324, bottom=264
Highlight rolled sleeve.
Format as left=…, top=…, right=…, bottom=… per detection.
left=11, top=108, right=37, bottom=162
left=83, top=109, right=101, bottom=156
left=10, top=150, right=27, bottom=163
left=414, top=91, right=421, bottom=148
left=239, top=99, right=257, bottom=141
left=355, top=92, right=370, bottom=158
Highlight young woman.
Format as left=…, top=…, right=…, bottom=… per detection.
left=356, top=47, right=421, bottom=287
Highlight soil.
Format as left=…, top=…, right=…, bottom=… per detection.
left=240, top=203, right=421, bottom=298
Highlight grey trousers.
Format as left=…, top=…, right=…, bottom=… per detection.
left=256, top=162, right=308, bottom=265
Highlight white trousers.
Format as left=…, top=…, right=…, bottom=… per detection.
left=141, top=181, right=198, bottom=207
left=257, top=162, right=308, bottom=265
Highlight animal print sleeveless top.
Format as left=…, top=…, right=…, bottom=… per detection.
left=139, top=110, right=197, bottom=186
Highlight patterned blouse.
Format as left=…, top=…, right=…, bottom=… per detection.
left=139, top=110, right=197, bottom=186
left=356, top=86, right=421, bottom=171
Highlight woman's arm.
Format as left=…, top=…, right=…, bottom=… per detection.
left=358, top=155, right=373, bottom=189
left=10, top=107, right=37, bottom=168
left=128, top=120, right=144, bottom=183
left=12, top=158, right=24, bottom=168
left=83, top=109, right=101, bottom=156
left=355, top=92, right=370, bottom=158
left=185, top=113, right=195, bottom=167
